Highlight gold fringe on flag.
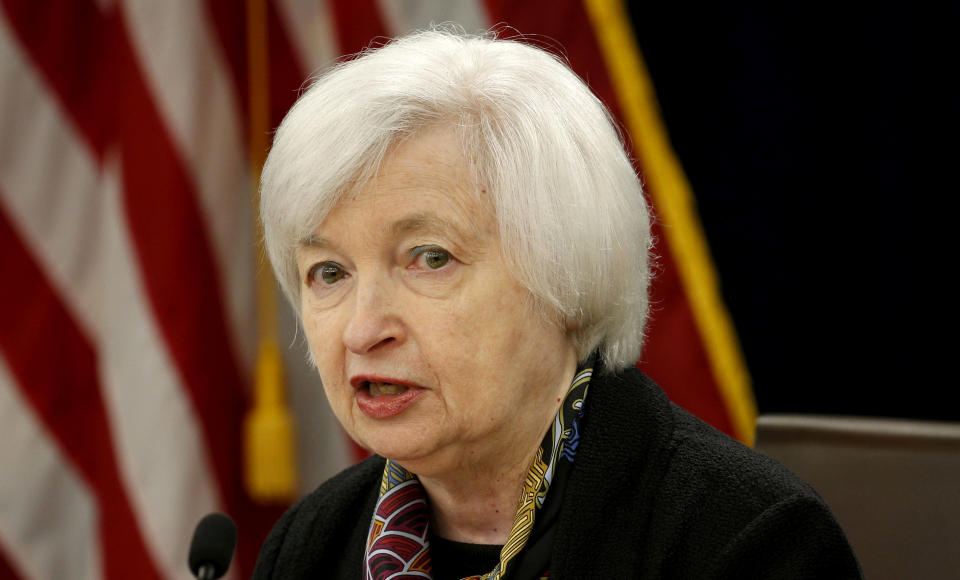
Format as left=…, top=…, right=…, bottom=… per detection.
left=583, top=0, right=757, bottom=445
left=243, top=0, right=298, bottom=502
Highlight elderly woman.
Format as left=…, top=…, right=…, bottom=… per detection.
left=253, top=30, right=859, bottom=580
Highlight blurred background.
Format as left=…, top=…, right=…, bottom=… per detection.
left=0, top=1, right=949, bottom=579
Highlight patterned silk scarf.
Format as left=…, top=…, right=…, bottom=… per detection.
left=363, top=365, right=593, bottom=580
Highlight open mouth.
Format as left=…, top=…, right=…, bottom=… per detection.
left=365, top=381, right=410, bottom=397
left=352, top=377, right=422, bottom=418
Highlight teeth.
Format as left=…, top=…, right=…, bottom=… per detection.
left=368, top=382, right=408, bottom=397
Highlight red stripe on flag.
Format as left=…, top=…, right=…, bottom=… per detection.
left=203, top=0, right=250, bottom=130
left=2, top=2, right=281, bottom=574
left=481, top=0, right=734, bottom=434
left=204, top=0, right=307, bottom=137
left=0, top=0, right=114, bottom=159
left=109, top=7, right=283, bottom=576
left=3, top=0, right=243, bottom=492
left=638, top=227, right=733, bottom=432
left=267, top=1, right=308, bottom=130
left=0, top=202, right=162, bottom=580
left=0, top=543, right=24, bottom=580
left=113, top=4, right=245, bottom=494
left=330, top=0, right=388, bottom=55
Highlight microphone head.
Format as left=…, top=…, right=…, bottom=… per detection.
left=188, top=512, right=237, bottom=579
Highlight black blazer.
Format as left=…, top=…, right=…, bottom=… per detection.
left=253, top=366, right=862, bottom=579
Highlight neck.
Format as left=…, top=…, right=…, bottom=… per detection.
left=418, top=448, right=536, bottom=544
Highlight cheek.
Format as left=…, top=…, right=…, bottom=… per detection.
left=301, top=310, right=344, bottom=383
left=426, top=284, right=530, bottom=374
left=301, top=295, right=343, bottom=343
left=467, top=284, right=532, bottom=344
left=305, top=321, right=355, bottom=423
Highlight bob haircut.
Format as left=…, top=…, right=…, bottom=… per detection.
left=261, top=28, right=651, bottom=371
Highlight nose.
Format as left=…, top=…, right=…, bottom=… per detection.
left=341, top=276, right=404, bottom=355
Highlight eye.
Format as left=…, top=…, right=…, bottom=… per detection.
left=412, top=246, right=451, bottom=270
left=307, top=262, right=347, bottom=286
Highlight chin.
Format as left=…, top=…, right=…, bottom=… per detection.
left=351, top=423, right=432, bottom=463
left=367, top=437, right=432, bottom=463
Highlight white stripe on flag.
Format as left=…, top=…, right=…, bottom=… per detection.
left=0, top=19, right=224, bottom=578
left=274, top=0, right=340, bottom=73
left=0, top=13, right=106, bottom=335
left=0, top=356, right=104, bottom=580
left=120, top=0, right=257, bottom=375
left=99, top=155, right=228, bottom=579
left=376, top=0, right=491, bottom=36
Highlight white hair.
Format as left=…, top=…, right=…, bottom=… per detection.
left=260, top=28, right=651, bottom=371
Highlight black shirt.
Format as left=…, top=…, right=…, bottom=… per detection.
left=429, top=536, right=502, bottom=580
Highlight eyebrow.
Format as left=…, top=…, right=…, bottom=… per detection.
left=301, top=234, right=328, bottom=249
left=391, top=212, right=472, bottom=240
left=299, top=211, right=479, bottom=249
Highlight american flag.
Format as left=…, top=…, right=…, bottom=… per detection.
left=0, top=1, right=753, bottom=578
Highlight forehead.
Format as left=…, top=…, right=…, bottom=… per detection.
left=307, top=127, right=494, bottom=245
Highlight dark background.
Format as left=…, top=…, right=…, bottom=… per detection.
left=626, top=2, right=954, bottom=419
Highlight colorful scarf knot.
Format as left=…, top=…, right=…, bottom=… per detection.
left=363, top=365, right=593, bottom=580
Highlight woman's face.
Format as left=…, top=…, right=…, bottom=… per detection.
left=297, top=127, right=577, bottom=477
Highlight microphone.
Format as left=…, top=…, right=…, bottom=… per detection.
left=188, top=512, right=238, bottom=580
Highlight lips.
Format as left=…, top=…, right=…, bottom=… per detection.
left=351, top=376, right=425, bottom=419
